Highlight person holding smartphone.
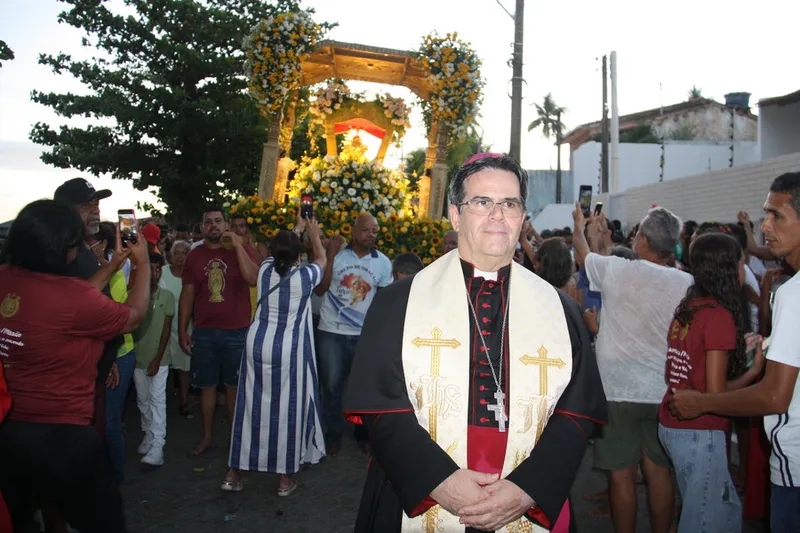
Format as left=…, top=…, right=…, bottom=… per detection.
left=0, top=199, right=150, bottom=532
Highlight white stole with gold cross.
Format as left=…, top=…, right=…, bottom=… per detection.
left=400, top=250, right=573, bottom=533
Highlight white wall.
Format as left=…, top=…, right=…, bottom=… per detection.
left=604, top=153, right=800, bottom=229
left=572, top=141, right=761, bottom=200
left=531, top=204, right=577, bottom=233
left=760, top=102, right=800, bottom=160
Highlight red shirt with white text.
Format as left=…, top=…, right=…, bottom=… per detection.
left=658, top=298, right=736, bottom=431
left=0, top=265, right=130, bottom=425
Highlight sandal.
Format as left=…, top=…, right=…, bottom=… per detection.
left=180, top=405, right=195, bottom=419
left=277, top=480, right=297, bottom=497
left=221, top=478, right=244, bottom=492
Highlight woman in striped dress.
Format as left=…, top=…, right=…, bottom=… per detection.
left=224, top=214, right=327, bottom=496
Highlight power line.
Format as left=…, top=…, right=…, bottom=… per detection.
left=493, top=0, right=515, bottom=20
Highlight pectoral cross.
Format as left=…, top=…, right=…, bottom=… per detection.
left=487, top=390, right=508, bottom=432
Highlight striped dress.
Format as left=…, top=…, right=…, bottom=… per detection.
left=229, top=258, right=325, bottom=473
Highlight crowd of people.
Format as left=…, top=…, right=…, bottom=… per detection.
left=0, top=161, right=797, bottom=533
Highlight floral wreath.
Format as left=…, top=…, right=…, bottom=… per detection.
left=308, top=80, right=412, bottom=145
left=243, top=10, right=327, bottom=116
left=417, top=31, right=484, bottom=141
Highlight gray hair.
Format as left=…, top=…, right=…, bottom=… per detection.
left=170, top=239, right=191, bottom=254
left=639, top=207, right=682, bottom=258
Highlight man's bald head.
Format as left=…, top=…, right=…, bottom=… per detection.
left=352, top=213, right=379, bottom=251
left=443, top=230, right=458, bottom=254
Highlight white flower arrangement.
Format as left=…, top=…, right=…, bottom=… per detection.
left=243, top=10, right=326, bottom=116
left=288, top=148, right=412, bottom=219
left=418, top=31, right=485, bottom=142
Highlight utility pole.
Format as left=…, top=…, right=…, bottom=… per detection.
left=600, top=54, right=609, bottom=193
left=555, top=110, right=562, bottom=203
left=508, top=0, right=524, bottom=162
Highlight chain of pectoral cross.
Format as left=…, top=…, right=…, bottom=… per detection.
left=466, top=288, right=511, bottom=432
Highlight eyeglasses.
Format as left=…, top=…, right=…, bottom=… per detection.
left=459, top=197, right=525, bottom=218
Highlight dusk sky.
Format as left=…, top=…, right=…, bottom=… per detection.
left=1, top=0, right=798, bottom=221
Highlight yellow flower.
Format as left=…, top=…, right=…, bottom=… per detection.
left=256, top=201, right=264, bottom=207
left=340, top=223, right=352, bottom=235
left=230, top=205, right=238, bottom=214
left=255, top=218, right=262, bottom=224
left=276, top=216, right=286, bottom=225
left=287, top=222, right=294, bottom=230
left=247, top=217, right=254, bottom=224
left=423, top=257, right=432, bottom=265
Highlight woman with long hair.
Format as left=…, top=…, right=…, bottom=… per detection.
left=658, top=233, right=765, bottom=532
left=0, top=199, right=150, bottom=532
left=223, top=211, right=328, bottom=495
left=533, top=237, right=578, bottom=301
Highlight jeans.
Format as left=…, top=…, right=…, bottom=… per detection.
left=658, top=424, right=741, bottom=533
left=105, top=350, right=135, bottom=485
left=771, top=483, right=800, bottom=533
left=316, top=330, right=360, bottom=447
left=133, top=366, right=169, bottom=449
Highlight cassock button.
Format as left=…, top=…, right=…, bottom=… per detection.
left=480, top=417, right=490, bottom=423
left=481, top=317, right=491, bottom=324
left=481, top=330, right=491, bottom=335
left=479, top=346, right=488, bottom=352
left=479, top=385, right=489, bottom=391
left=479, top=372, right=489, bottom=377
left=481, top=303, right=491, bottom=309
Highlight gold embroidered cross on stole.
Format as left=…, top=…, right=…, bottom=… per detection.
left=519, top=345, right=566, bottom=397
left=411, top=327, right=461, bottom=441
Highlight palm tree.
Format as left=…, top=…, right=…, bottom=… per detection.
left=688, top=85, right=703, bottom=100
left=528, top=93, right=567, bottom=202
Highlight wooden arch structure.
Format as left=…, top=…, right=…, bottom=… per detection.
left=257, top=40, right=450, bottom=218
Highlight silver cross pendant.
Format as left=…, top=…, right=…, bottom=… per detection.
left=487, top=390, right=508, bottom=432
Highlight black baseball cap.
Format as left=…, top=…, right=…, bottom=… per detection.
left=54, top=178, right=112, bottom=205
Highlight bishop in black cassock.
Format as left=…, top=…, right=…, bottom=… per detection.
left=343, top=154, right=607, bottom=533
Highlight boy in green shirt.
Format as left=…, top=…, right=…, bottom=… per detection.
left=133, top=253, right=174, bottom=466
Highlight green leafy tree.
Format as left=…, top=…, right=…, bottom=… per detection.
left=29, top=0, right=328, bottom=222
left=0, top=39, right=14, bottom=66
left=528, top=93, right=567, bottom=202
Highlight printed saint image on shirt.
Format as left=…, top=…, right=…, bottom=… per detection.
left=205, top=259, right=228, bottom=303
left=340, top=274, right=372, bottom=305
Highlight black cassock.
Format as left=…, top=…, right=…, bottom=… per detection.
left=344, top=261, right=607, bottom=533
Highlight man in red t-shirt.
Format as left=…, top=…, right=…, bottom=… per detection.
left=178, top=205, right=258, bottom=456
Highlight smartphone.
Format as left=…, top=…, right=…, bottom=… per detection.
left=578, top=185, right=593, bottom=218
left=301, top=194, right=314, bottom=220
left=118, top=209, right=138, bottom=244
left=594, top=202, right=604, bottom=217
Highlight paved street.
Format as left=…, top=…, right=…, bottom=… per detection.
left=121, top=395, right=767, bottom=533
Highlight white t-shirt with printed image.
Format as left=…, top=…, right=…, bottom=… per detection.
left=318, top=246, right=393, bottom=336
left=763, top=271, right=800, bottom=488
